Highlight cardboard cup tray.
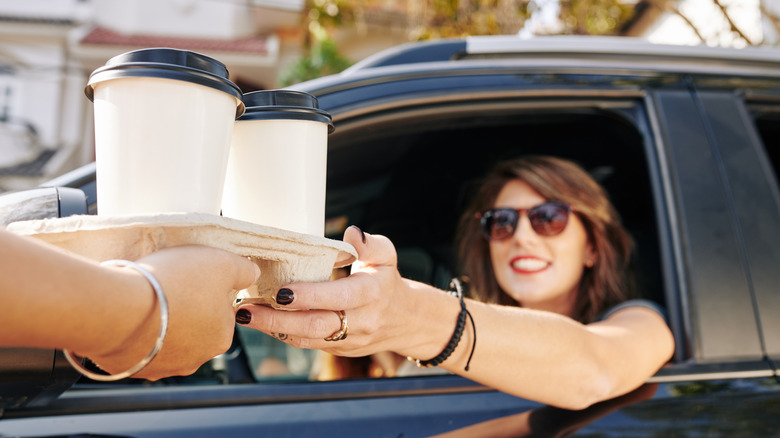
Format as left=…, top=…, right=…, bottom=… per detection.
left=6, top=213, right=357, bottom=309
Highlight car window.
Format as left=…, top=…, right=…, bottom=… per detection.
left=231, top=97, right=669, bottom=382
left=750, top=109, right=780, bottom=191
left=745, top=103, right=780, bottom=359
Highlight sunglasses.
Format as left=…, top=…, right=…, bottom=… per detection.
left=476, top=201, right=573, bottom=240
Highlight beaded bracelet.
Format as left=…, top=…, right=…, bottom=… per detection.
left=63, top=259, right=169, bottom=381
left=407, top=278, right=477, bottom=371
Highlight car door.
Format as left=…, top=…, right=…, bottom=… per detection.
left=695, top=91, right=780, bottom=370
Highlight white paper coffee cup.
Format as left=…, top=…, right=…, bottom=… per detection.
left=221, top=90, right=334, bottom=236
left=85, top=48, right=244, bottom=216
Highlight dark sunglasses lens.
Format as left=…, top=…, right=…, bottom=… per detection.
left=482, top=209, right=518, bottom=240
left=528, top=203, right=570, bottom=236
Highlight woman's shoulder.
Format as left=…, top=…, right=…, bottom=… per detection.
left=597, top=299, right=667, bottom=323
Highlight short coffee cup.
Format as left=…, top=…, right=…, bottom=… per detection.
left=221, top=90, right=334, bottom=236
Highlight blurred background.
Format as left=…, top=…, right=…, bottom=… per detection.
left=0, top=0, right=778, bottom=193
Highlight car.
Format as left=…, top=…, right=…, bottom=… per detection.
left=1, top=35, right=779, bottom=436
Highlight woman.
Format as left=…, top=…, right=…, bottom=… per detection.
left=238, top=155, right=674, bottom=410
left=1, top=228, right=259, bottom=381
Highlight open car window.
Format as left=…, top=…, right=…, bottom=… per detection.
left=231, top=96, right=668, bottom=382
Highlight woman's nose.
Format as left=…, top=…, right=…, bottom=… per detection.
left=511, top=214, right=538, bottom=244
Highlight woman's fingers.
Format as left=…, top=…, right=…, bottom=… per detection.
left=239, top=304, right=380, bottom=356
left=344, top=226, right=398, bottom=271
left=271, top=227, right=398, bottom=312
left=139, top=245, right=260, bottom=292
left=271, top=270, right=379, bottom=311
left=236, top=227, right=409, bottom=355
left=234, top=255, right=262, bottom=290
left=239, top=305, right=345, bottom=347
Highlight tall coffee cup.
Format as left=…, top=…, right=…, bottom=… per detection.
left=221, top=90, right=333, bottom=236
left=85, top=48, right=244, bottom=216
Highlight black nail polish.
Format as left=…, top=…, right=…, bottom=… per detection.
left=235, top=309, right=252, bottom=325
left=276, top=288, right=294, bottom=305
left=351, top=225, right=367, bottom=244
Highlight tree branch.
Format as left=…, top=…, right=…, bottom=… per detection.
left=712, top=0, right=756, bottom=45
left=759, top=0, right=780, bottom=43
left=652, top=0, right=705, bottom=42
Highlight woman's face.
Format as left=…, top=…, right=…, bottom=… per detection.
left=489, top=179, right=595, bottom=316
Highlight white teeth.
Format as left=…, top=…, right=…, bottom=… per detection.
left=512, top=258, right=548, bottom=271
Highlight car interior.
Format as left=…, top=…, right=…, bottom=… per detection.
left=327, top=102, right=662, bottom=299
left=751, top=109, right=780, bottom=182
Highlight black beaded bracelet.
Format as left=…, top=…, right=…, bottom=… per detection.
left=408, top=278, right=477, bottom=371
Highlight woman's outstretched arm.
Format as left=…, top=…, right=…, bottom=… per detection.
left=239, top=226, right=673, bottom=409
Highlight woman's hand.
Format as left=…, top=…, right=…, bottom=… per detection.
left=238, top=227, right=461, bottom=360
left=87, top=245, right=260, bottom=380
left=1, top=228, right=261, bottom=381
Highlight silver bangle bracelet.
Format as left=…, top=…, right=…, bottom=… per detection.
left=63, top=259, right=169, bottom=382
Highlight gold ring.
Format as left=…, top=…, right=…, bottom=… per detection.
left=324, top=310, right=348, bottom=341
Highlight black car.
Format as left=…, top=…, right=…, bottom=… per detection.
left=1, top=35, right=779, bottom=436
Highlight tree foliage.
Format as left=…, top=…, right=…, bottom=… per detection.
left=279, top=0, right=355, bottom=86
left=557, top=0, right=636, bottom=35
left=404, top=0, right=531, bottom=40
left=279, top=33, right=352, bottom=87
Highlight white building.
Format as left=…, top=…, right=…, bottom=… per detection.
left=0, top=0, right=89, bottom=191
left=0, top=0, right=301, bottom=192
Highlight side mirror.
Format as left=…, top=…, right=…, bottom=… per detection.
left=0, top=186, right=87, bottom=226
left=0, top=186, right=87, bottom=410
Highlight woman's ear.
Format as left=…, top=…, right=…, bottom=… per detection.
left=584, top=244, right=597, bottom=268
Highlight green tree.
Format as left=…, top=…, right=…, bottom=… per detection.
left=557, top=0, right=635, bottom=35
left=279, top=31, right=353, bottom=86
left=279, top=0, right=355, bottom=86
left=405, top=0, right=531, bottom=40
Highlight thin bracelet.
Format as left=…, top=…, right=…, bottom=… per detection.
left=63, top=259, right=169, bottom=382
left=407, top=278, right=477, bottom=371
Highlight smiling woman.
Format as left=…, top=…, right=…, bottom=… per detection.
left=461, top=156, right=634, bottom=323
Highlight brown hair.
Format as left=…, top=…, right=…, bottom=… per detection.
left=456, top=156, right=635, bottom=323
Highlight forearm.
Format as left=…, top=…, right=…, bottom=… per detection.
left=436, top=299, right=608, bottom=408
left=395, top=278, right=463, bottom=361
left=398, top=280, right=669, bottom=410
left=0, top=230, right=155, bottom=356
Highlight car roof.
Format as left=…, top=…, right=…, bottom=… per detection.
left=293, top=35, right=780, bottom=95
left=352, top=35, right=780, bottom=69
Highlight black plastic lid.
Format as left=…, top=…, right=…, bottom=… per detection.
left=85, top=48, right=245, bottom=118
left=238, top=90, right=334, bottom=133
